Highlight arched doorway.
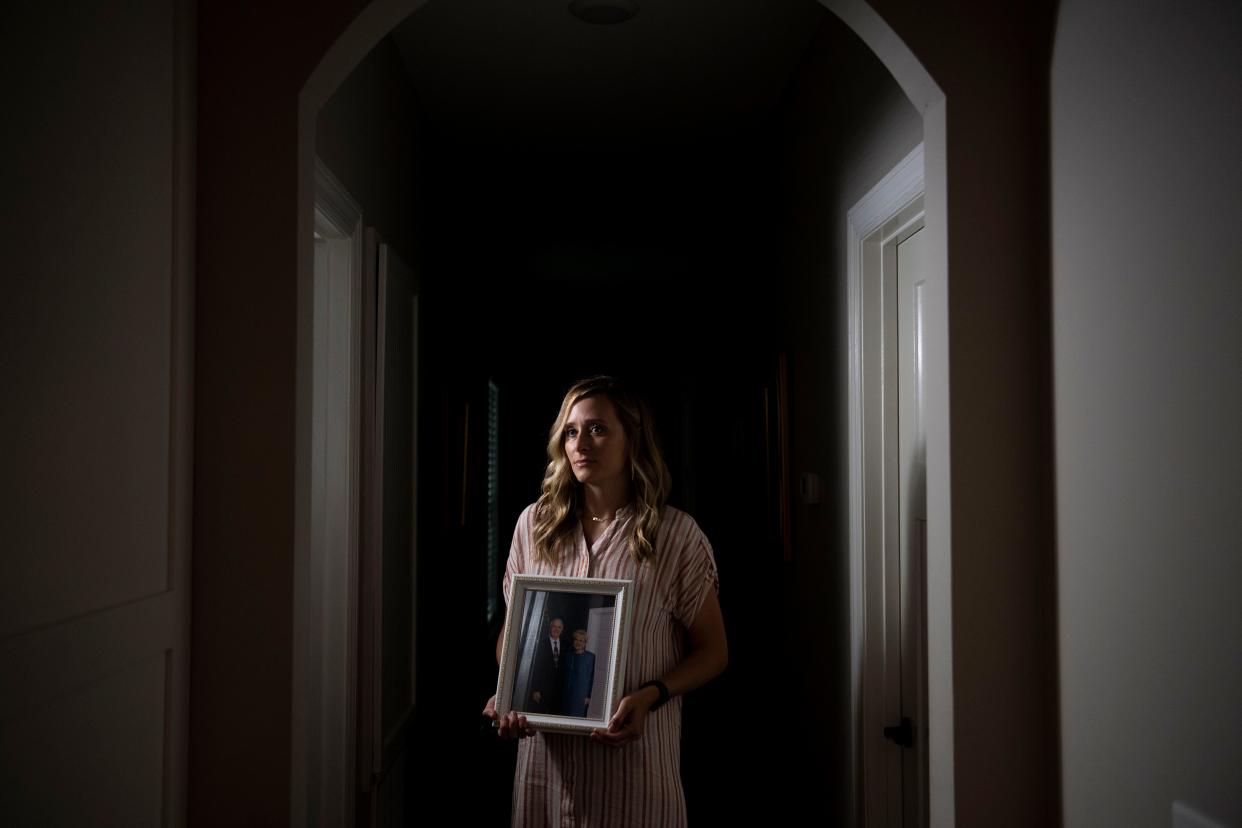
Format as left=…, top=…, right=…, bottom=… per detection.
left=294, top=1, right=950, bottom=824
left=192, top=1, right=1058, bottom=825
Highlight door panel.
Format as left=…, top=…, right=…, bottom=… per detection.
left=0, top=1, right=192, bottom=823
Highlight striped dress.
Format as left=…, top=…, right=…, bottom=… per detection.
left=502, top=501, right=720, bottom=827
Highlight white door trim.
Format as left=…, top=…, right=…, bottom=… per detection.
left=293, top=158, right=364, bottom=828
left=847, top=143, right=924, bottom=826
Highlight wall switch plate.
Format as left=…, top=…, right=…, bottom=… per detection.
left=799, top=472, right=820, bottom=505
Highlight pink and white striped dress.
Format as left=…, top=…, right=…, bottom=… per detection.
left=502, top=501, right=720, bottom=827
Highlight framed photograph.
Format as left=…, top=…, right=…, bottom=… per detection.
left=495, top=574, right=633, bottom=735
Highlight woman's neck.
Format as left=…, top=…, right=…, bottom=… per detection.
left=581, top=483, right=632, bottom=520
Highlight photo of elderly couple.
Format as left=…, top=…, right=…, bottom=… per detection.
left=510, top=590, right=616, bottom=719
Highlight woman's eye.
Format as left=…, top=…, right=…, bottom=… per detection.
left=590, top=424, right=605, bottom=434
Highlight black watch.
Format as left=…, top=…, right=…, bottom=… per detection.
left=638, top=679, right=669, bottom=711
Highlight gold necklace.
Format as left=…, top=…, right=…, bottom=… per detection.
left=589, top=514, right=614, bottom=523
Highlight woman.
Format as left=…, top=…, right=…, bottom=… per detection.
left=483, top=375, right=728, bottom=827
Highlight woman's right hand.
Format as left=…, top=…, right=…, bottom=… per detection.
left=482, top=694, right=535, bottom=740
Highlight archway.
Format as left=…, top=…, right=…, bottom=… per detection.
left=293, top=1, right=954, bottom=825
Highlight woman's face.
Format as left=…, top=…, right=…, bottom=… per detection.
left=564, top=395, right=629, bottom=489
left=572, top=632, right=587, bottom=652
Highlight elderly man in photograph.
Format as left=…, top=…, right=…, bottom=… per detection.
left=528, top=617, right=565, bottom=713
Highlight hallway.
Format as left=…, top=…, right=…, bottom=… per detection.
left=3, top=0, right=1240, bottom=826
left=354, top=3, right=921, bottom=821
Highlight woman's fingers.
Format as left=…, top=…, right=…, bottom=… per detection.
left=591, top=722, right=638, bottom=746
left=605, top=698, right=631, bottom=732
left=592, top=698, right=645, bottom=747
left=496, top=710, right=536, bottom=740
left=484, top=698, right=537, bottom=741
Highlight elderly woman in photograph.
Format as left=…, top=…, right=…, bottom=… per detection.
left=559, top=629, right=595, bottom=717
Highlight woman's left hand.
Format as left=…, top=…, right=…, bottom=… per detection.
left=591, top=689, right=654, bottom=747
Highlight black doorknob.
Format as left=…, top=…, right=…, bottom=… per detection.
left=883, top=716, right=914, bottom=748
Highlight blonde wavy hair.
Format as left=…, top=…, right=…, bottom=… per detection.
left=530, top=376, right=671, bottom=565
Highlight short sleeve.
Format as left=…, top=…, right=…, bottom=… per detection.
left=670, top=516, right=720, bottom=630
left=502, top=503, right=534, bottom=607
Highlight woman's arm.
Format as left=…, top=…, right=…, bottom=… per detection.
left=650, top=588, right=728, bottom=699
left=592, top=589, right=727, bottom=745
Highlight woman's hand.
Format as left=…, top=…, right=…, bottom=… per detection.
left=483, top=694, right=535, bottom=740
left=590, top=687, right=656, bottom=747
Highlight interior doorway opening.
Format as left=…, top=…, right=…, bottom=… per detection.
left=293, top=3, right=950, bottom=826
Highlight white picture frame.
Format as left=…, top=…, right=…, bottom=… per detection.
left=495, top=574, right=633, bottom=736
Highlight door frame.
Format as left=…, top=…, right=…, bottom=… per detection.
left=293, top=158, right=365, bottom=827
left=296, top=2, right=958, bottom=823
left=847, top=143, right=926, bottom=825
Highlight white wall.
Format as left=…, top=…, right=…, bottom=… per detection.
left=777, top=14, right=923, bottom=823
left=1053, top=0, right=1242, bottom=824
left=0, top=0, right=192, bottom=823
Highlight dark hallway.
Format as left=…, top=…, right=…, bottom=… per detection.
left=401, top=14, right=835, bottom=826
left=6, top=0, right=1240, bottom=826
left=368, top=2, right=922, bottom=821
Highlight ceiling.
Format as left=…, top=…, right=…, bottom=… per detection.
left=391, top=0, right=829, bottom=148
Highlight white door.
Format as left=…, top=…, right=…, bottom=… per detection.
left=894, top=221, right=928, bottom=828
left=854, top=179, right=928, bottom=828
left=850, top=145, right=929, bottom=828
left=0, top=0, right=193, bottom=824
left=0, top=3, right=193, bottom=824
left=877, top=206, right=929, bottom=828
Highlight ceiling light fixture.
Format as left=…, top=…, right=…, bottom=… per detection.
left=568, top=0, right=639, bottom=25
